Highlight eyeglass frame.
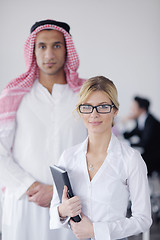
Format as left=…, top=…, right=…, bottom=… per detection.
left=78, top=104, right=115, bottom=114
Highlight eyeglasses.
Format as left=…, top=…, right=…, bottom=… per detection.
left=79, top=104, right=115, bottom=114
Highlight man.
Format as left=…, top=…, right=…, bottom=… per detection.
left=0, top=20, right=87, bottom=240
left=123, top=96, right=160, bottom=176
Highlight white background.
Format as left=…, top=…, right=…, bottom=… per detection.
left=0, top=0, right=160, bottom=119
left=0, top=0, right=160, bottom=233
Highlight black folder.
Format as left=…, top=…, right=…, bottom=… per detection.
left=50, top=165, right=81, bottom=222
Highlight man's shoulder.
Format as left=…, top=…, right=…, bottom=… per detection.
left=65, top=84, right=79, bottom=98
left=146, top=113, right=160, bottom=126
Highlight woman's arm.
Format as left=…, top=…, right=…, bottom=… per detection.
left=70, top=151, right=152, bottom=240
left=70, top=214, right=95, bottom=239
left=94, top=151, right=152, bottom=240
left=50, top=152, right=82, bottom=230
left=50, top=185, right=82, bottom=229
left=58, top=185, right=81, bottom=219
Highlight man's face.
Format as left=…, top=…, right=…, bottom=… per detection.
left=129, top=100, right=143, bottom=119
left=35, top=30, right=66, bottom=77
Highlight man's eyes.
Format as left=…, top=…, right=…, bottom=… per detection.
left=38, top=44, right=61, bottom=49
left=39, top=45, right=46, bottom=49
left=54, top=44, right=61, bottom=49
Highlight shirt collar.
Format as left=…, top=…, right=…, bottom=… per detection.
left=74, top=133, right=118, bottom=156
left=51, top=83, right=68, bottom=96
left=137, top=112, right=148, bottom=130
left=35, top=79, right=69, bottom=99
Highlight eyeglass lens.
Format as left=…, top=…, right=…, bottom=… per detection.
left=79, top=104, right=113, bottom=113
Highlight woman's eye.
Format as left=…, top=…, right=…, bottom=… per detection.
left=83, top=106, right=91, bottom=109
left=100, top=105, right=109, bottom=109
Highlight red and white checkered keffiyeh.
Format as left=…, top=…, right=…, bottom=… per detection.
left=0, top=24, right=85, bottom=127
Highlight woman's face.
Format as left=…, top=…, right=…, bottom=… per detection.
left=80, top=90, right=118, bottom=135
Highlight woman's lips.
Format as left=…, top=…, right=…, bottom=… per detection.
left=89, top=121, right=102, bottom=126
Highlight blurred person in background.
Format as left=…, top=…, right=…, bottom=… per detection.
left=123, top=96, right=160, bottom=176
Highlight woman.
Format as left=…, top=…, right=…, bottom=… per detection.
left=50, top=76, right=152, bottom=240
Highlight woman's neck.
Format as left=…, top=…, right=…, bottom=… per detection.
left=87, top=131, right=112, bottom=154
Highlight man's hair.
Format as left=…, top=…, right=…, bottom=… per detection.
left=30, top=19, right=70, bottom=34
left=134, top=96, right=150, bottom=112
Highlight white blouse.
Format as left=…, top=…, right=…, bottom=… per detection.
left=50, top=134, right=152, bottom=240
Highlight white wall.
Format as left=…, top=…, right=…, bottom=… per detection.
left=0, top=0, right=160, bottom=120
left=0, top=0, right=160, bottom=233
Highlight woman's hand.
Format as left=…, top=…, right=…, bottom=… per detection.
left=70, top=213, right=94, bottom=239
left=58, top=185, right=81, bottom=218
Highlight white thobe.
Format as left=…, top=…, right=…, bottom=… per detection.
left=50, top=134, right=152, bottom=240
left=0, top=80, right=87, bottom=240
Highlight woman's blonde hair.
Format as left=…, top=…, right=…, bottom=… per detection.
left=76, top=76, right=119, bottom=113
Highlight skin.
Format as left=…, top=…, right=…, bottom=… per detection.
left=26, top=29, right=67, bottom=207
left=129, top=101, right=146, bottom=119
left=35, top=29, right=67, bottom=93
left=26, top=182, right=53, bottom=207
left=123, top=100, right=146, bottom=123
left=59, top=90, right=118, bottom=239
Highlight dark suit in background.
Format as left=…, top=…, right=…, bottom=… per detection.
left=124, top=113, right=160, bottom=176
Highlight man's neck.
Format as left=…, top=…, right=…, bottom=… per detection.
left=39, top=71, right=67, bottom=94
left=137, top=111, right=148, bottom=130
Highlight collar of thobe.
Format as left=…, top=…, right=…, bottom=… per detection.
left=36, top=79, right=69, bottom=98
